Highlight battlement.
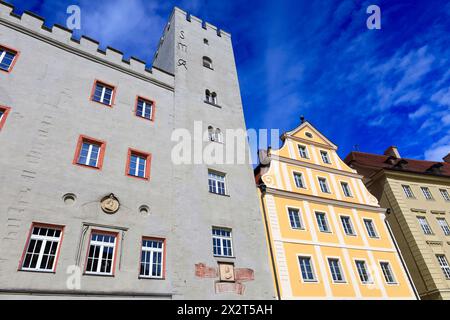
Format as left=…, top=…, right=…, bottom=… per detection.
left=0, top=1, right=174, bottom=89
left=173, top=7, right=231, bottom=38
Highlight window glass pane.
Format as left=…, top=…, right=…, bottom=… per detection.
left=0, top=49, right=16, bottom=71
left=212, top=227, right=233, bottom=257
left=22, top=226, right=62, bottom=272
left=85, top=233, right=116, bottom=275
left=298, top=257, right=315, bottom=281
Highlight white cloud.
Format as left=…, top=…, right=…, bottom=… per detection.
left=424, top=135, right=450, bottom=161
left=408, top=105, right=431, bottom=120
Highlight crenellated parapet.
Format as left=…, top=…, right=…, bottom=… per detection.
left=0, top=1, right=174, bottom=90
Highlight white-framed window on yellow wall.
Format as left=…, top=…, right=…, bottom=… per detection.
left=298, top=255, right=317, bottom=282
left=340, top=182, right=353, bottom=198
left=293, top=172, right=306, bottom=189
left=318, top=177, right=331, bottom=194
left=297, top=144, right=309, bottom=159
left=320, top=150, right=332, bottom=164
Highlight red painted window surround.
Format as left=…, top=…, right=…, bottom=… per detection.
left=134, top=96, right=156, bottom=122
left=18, top=222, right=65, bottom=273
left=83, top=229, right=120, bottom=277
left=139, top=237, right=167, bottom=280
left=0, top=44, right=20, bottom=73
left=89, top=79, right=117, bottom=107
left=0, top=105, right=11, bottom=130
left=72, top=135, right=107, bottom=170
left=125, top=148, right=152, bottom=181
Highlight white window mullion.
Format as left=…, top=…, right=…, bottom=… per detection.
left=100, top=87, right=106, bottom=104
left=134, top=157, right=140, bottom=176
left=86, top=145, right=93, bottom=166
left=35, top=239, right=47, bottom=270
left=97, top=245, right=104, bottom=274
left=0, top=51, right=5, bottom=64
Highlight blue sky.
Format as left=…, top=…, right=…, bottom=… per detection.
left=6, top=0, right=450, bottom=161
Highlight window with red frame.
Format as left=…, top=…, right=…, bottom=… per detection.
left=73, top=135, right=106, bottom=169
left=20, top=223, right=64, bottom=273
left=91, top=80, right=115, bottom=106
left=85, top=231, right=118, bottom=276
left=0, top=46, right=18, bottom=72
left=0, top=106, right=11, bottom=130
left=139, top=238, right=165, bottom=279
left=135, top=97, right=154, bottom=121
left=126, top=149, right=151, bottom=180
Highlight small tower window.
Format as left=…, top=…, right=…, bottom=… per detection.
left=204, top=38, right=209, bottom=45
left=208, top=126, right=223, bottom=143
left=205, top=90, right=212, bottom=103
left=203, top=56, right=213, bottom=69
left=211, top=92, right=218, bottom=105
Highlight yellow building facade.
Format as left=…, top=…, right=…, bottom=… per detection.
left=255, top=120, right=417, bottom=299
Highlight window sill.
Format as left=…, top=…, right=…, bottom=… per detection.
left=127, top=174, right=150, bottom=181
left=83, top=273, right=115, bottom=278
left=204, top=100, right=222, bottom=108
left=74, top=163, right=101, bottom=170
left=91, top=99, right=113, bottom=108
left=139, top=276, right=165, bottom=281
left=209, top=192, right=230, bottom=197
left=214, top=255, right=236, bottom=260
left=302, top=280, right=318, bottom=283
left=19, top=269, right=56, bottom=274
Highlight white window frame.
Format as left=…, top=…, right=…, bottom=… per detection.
left=129, top=153, right=147, bottom=178
left=139, top=238, right=165, bottom=279
left=340, top=215, right=356, bottom=236
left=355, top=259, right=373, bottom=284
left=93, top=82, right=114, bottom=106
left=379, top=261, right=397, bottom=284
left=320, top=150, right=332, bottom=164
left=318, top=177, right=331, bottom=194
left=85, top=232, right=117, bottom=276
left=297, top=255, right=318, bottom=283
left=79, top=142, right=101, bottom=167
left=21, top=225, right=63, bottom=273
left=287, top=207, right=305, bottom=230
left=327, top=257, right=346, bottom=283
left=136, top=98, right=153, bottom=120
left=208, top=171, right=227, bottom=195
left=0, top=48, right=16, bottom=71
left=437, top=255, right=450, bottom=279
left=315, top=211, right=331, bottom=233
left=437, top=218, right=450, bottom=236
left=297, top=144, right=309, bottom=159
left=212, top=227, right=233, bottom=257
left=402, top=185, right=415, bottom=199
left=417, top=216, right=433, bottom=235
left=440, top=189, right=450, bottom=202
left=293, top=172, right=306, bottom=189
left=363, top=219, right=379, bottom=238
left=340, top=182, right=353, bottom=197
left=421, top=187, right=434, bottom=200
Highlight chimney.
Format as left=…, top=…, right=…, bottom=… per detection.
left=444, top=153, right=450, bottom=163
left=384, top=146, right=401, bottom=159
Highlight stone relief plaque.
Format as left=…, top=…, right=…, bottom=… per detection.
left=101, top=193, right=120, bottom=214
left=219, top=263, right=235, bottom=282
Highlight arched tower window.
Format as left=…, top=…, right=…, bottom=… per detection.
left=208, top=126, right=214, bottom=141
left=205, top=90, right=211, bottom=103
left=203, top=56, right=213, bottom=69
left=215, top=128, right=223, bottom=143
left=211, top=92, right=218, bottom=105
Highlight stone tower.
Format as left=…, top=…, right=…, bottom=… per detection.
left=153, top=8, right=274, bottom=299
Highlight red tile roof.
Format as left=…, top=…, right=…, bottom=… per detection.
left=344, top=152, right=450, bottom=177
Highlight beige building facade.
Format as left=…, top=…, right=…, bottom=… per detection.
left=345, top=148, right=450, bottom=299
